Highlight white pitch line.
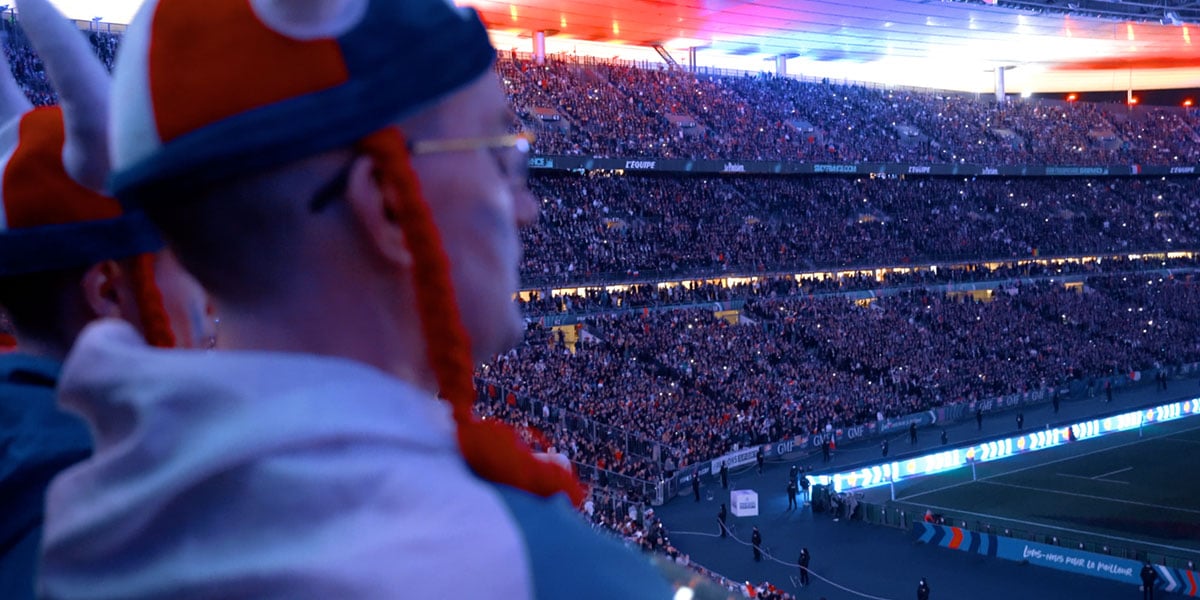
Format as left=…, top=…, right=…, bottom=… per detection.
left=1056, top=473, right=1094, bottom=481
left=1056, top=472, right=1130, bottom=485
left=980, top=480, right=1200, bottom=515
left=1093, top=466, right=1133, bottom=479
left=1163, top=437, right=1200, bottom=446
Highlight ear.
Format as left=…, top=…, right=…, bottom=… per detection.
left=79, top=260, right=127, bottom=320
left=342, top=154, right=414, bottom=268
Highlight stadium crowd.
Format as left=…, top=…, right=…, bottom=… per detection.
left=480, top=275, right=1200, bottom=485
left=522, top=173, right=1200, bottom=285
left=1, top=15, right=119, bottom=105
left=517, top=254, right=1198, bottom=317
left=5, top=15, right=1197, bottom=490
left=2, top=13, right=1196, bottom=598
left=5, top=23, right=1199, bottom=167
left=500, top=57, right=1200, bottom=166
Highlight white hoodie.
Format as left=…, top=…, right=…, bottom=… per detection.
left=39, top=320, right=672, bottom=599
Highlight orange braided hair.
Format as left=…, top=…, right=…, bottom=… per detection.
left=358, top=127, right=585, bottom=505
left=127, top=252, right=177, bottom=348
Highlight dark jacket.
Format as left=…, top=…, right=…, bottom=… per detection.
left=1141, top=564, right=1158, bottom=587
left=0, top=354, right=91, bottom=600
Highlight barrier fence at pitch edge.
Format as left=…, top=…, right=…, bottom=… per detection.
left=810, top=397, right=1200, bottom=494
left=674, top=367, right=1197, bottom=504
left=482, top=362, right=1200, bottom=507
left=913, top=522, right=1200, bottom=596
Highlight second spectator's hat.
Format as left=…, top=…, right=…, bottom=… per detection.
left=0, top=0, right=162, bottom=277
left=110, top=0, right=584, bottom=503
left=0, top=0, right=173, bottom=346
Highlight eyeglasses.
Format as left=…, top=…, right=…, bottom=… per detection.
left=308, top=131, right=535, bottom=214
left=408, top=131, right=534, bottom=183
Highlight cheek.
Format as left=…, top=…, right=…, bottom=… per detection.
left=433, top=193, right=516, bottom=266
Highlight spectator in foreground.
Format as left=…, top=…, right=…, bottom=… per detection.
left=37, top=1, right=675, bottom=598
left=1, top=1, right=210, bottom=597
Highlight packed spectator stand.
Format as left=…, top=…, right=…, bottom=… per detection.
left=517, top=253, right=1199, bottom=318
left=6, top=17, right=1200, bottom=595
left=7, top=13, right=1200, bottom=488
left=522, top=173, right=1200, bottom=285
left=482, top=274, right=1200, bottom=488
left=501, top=56, right=1200, bottom=166
left=6, top=25, right=1200, bottom=167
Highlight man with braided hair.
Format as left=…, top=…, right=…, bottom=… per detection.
left=38, top=1, right=675, bottom=598
left=0, top=1, right=211, bottom=598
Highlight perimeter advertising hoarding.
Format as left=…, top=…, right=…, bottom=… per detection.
left=816, top=398, right=1200, bottom=493
left=915, top=522, right=1200, bottom=594
left=913, top=522, right=1143, bottom=586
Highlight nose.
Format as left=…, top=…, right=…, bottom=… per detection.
left=513, top=184, right=538, bottom=227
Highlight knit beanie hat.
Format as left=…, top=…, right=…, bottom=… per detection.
left=109, top=0, right=583, bottom=503
left=0, top=0, right=174, bottom=347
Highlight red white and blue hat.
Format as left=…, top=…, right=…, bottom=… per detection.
left=0, top=0, right=162, bottom=278
left=110, top=0, right=584, bottom=503
left=0, top=0, right=174, bottom=348
left=109, top=0, right=496, bottom=207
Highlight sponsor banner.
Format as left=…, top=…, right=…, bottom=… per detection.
left=842, top=423, right=873, bottom=441
left=913, top=523, right=1151, bottom=586
left=763, top=436, right=803, bottom=459
left=996, top=537, right=1139, bottom=585
left=1156, top=564, right=1200, bottom=596
left=812, top=163, right=859, bottom=174
left=879, top=410, right=937, bottom=435
left=528, top=155, right=1173, bottom=177
left=978, top=393, right=1024, bottom=412
left=710, top=446, right=760, bottom=474
left=1044, top=166, right=1111, bottom=176
left=677, top=462, right=711, bottom=487
left=528, top=156, right=556, bottom=170
left=939, top=404, right=967, bottom=424
left=806, top=427, right=872, bottom=448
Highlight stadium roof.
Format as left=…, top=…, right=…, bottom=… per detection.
left=465, top=0, right=1200, bottom=93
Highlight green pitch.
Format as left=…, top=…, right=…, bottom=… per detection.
left=876, top=417, right=1200, bottom=560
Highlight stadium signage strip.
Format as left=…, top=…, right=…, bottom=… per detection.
left=529, top=155, right=1200, bottom=177
left=814, top=398, right=1200, bottom=493
left=710, top=446, right=760, bottom=474
left=676, top=462, right=711, bottom=487
left=913, top=522, right=1200, bottom=594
